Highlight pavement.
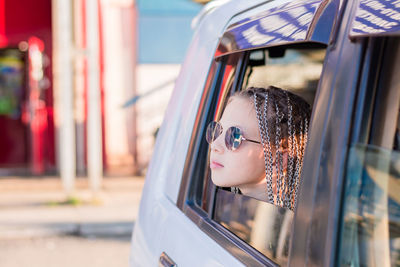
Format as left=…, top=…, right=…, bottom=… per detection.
left=0, top=176, right=145, bottom=240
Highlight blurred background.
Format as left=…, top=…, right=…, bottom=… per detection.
left=0, top=0, right=209, bottom=266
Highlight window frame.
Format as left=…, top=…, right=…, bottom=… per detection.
left=177, top=41, right=329, bottom=266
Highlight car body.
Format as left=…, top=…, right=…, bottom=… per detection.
left=130, top=0, right=400, bottom=266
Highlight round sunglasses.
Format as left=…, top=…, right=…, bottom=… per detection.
left=206, top=121, right=261, bottom=151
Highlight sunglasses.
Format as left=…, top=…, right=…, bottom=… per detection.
left=206, top=121, right=261, bottom=151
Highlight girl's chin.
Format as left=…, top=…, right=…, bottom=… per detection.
left=211, top=175, right=236, bottom=188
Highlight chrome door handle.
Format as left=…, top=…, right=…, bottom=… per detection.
left=159, top=252, right=177, bottom=267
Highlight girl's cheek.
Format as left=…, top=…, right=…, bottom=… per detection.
left=258, top=149, right=264, bottom=159
left=246, top=148, right=264, bottom=160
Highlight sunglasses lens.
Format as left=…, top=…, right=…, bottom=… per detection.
left=206, top=121, right=222, bottom=144
left=225, top=127, right=242, bottom=151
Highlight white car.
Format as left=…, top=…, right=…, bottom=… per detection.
left=131, top=0, right=400, bottom=266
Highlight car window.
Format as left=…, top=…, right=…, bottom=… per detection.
left=189, top=43, right=327, bottom=265
left=338, top=37, right=400, bottom=267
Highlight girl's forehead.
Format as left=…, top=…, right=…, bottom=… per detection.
left=221, top=97, right=257, bottom=130
left=224, top=97, right=253, bottom=116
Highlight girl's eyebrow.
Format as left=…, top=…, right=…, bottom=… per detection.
left=234, top=125, right=253, bottom=137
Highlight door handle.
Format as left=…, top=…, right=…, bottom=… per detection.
left=159, top=252, right=177, bottom=267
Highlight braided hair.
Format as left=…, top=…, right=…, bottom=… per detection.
left=236, top=86, right=311, bottom=211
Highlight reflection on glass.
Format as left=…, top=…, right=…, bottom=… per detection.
left=218, top=0, right=321, bottom=55
left=350, top=0, right=400, bottom=37
left=214, top=189, right=293, bottom=265
left=338, top=144, right=400, bottom=266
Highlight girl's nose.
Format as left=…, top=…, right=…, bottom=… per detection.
left=211, top=133, right=224, bottom=153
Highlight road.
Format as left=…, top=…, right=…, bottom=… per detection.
left=0, top=235, right=131, bottom=267
left=0, top=176, right=144, bottom=267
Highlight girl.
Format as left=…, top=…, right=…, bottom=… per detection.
left=206, top=86, right=311, bottom=210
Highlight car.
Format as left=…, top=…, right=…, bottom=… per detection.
left=130, top=0, right=400, bottom=266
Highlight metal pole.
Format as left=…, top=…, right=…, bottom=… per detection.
left=52, top=0, right=76, bottom=195
left=86, top=0, right=103, bottom=193
left=73, top=0, right=87, bottom=177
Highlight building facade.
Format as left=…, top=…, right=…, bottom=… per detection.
left=0, top=0, right=201, bottom=182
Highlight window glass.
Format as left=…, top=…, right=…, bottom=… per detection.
left=214, top=189, right=293, bottom=265
left=200, top=45, right=326, bottom=264
left=338, top=38, right=400, bottom=267
left=339, top=144, right=400, bottom=266
left=243, top=47, right=326, bottom=106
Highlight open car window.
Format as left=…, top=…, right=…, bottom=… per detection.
left=186, top=43, right=327, bottom=265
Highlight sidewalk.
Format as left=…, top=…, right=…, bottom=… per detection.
left=0, top=176, right=145, bottom=240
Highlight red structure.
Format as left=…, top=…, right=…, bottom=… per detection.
left=0, top=0, right=139, bottom=177
left=0, top=0, right=54, bottom=174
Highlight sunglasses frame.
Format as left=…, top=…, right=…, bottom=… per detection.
left=206, top=121, right=261, bottom=151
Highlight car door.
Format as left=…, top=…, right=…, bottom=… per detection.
left=290, top=0, right=400, bottom=266
left=173, top=0, right=343, bottom=266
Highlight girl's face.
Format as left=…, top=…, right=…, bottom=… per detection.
left=209, top=97, right=266, bottom=193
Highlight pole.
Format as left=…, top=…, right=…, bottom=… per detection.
left=52, top=0, right=76, bottom=195
left=86, top=0, right=103, bottom=193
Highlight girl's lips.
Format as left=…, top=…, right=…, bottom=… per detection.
left=210, top=161, right=224, bottom=169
